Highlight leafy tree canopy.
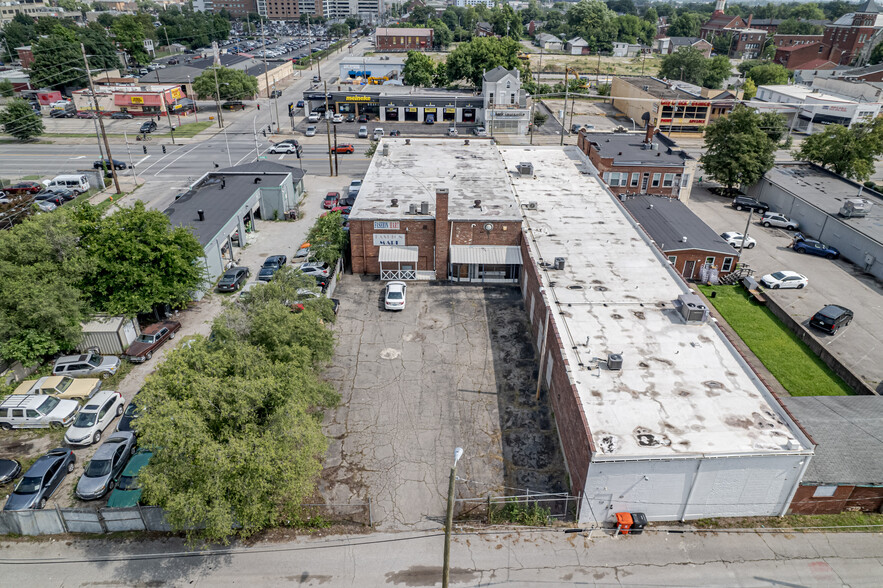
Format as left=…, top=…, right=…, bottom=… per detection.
left=0, top=98, right=44, bottom=141
left=192, top=66, right=259, bottom=101
left=666, top=12, right=702, bottom=37
left=747, top=63, right=790, bottom=86
left=403, top=50, right=437, bottom=86
left=792, top=117, right=883, bottom=181
left=446, top=36, right=526, bottom=87
left=566, top=0, right=619, bottom=52
left=306, top=211, right=349, bottom=266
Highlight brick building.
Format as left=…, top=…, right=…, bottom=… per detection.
left=500, top=145, right=813, bottom=524
left=782, top=396, right=883, bottom=515
left=621, top=194, right=740, bottom=279
left=348, top=138, right=523, bottom=283
left=822, top=0, right=883, bottom=66
left=209, top=0, right=255, bottom=17
left=576, top=126, right=697, bottom=201
left=775, top=42, right=829, bottom=69
left=699, top=0, right=767, bottom=58
left=375, top=28, right=433, bottom=51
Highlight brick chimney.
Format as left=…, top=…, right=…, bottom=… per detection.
left=644, top=123, right=655, bottom=144
left=434, top=188, right=450, bottom=279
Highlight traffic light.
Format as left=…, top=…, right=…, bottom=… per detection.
left=288, top=102, right=293, bottom=116
left=262, top=129, right=266, bottom=137
left=267, top=125, right=271, bottom=133
left=296, top=148, right=301, bottom=159
left=142, top=145, right=147, bottom=154
left=162, top=145, right=167, bottom=154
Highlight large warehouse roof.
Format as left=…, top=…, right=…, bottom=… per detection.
left=349, top=138, right=521, bottom=222
left=499, top=146, right=812, bottom=459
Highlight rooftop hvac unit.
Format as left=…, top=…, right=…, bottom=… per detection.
left=607, top=353, right=623, bottom=370
left=554, top=257, right=565, bottom=270
left=382, top=143, right=390, bottom=156
left=676, top=293, right=708, bottom=323
left=517, top=162, right=534, bottom=176
left=420, top=201, right=429, bottom=215
left=839, top=198, right=872, bottom=218
left=524, top=201, right=538, bottom=210
left=409, top=203, right=418, bottom=214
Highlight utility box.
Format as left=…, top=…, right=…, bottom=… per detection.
left=839, top=198, right=872, bottom=218
left=78, top=316, right=141, bottom=355
left=517, top=162, right=534, bottom=176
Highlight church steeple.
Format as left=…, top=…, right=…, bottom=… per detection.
left=714, top=0, right=727, bottom=13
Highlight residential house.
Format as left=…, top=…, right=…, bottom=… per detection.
left=535, top=33, right=563, bottom=51
left=565, top=37, right=589, bottom=55
left=475, top=21, right=495, bottom=38
left=483, top=66, right=529, bottom=135
left=661, top=37, right=713, bottom=58
left=612, top=42, right=646, bottom=58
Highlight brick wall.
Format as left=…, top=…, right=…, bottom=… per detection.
left=520, top=239, right=593, bottom=495
left=434, top=189, right=449, bottom=278
left=376, top=33, right=432, bottom=51
left=790, top=485, right=883, bottom=514
left=775, top=42, right=825, bottom=68
left=774, top=34, right=823, bottom=47
left=349, top=218, right=436, bottom=275
left=664, top=248, right=738, bottom=279
left=451, top=221, right=523, bottom=246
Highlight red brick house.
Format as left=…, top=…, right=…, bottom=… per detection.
left=375, top=28, right=433, bottom=52
left=700, top=1, right=767, bottom=58
left=577, top=126, right=697, bottom=201
left=775, top=42, right=828, bottom=68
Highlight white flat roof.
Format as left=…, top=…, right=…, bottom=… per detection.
left=499, top=146, right=812, bottom=459
left=758, top=84, right=853, bottom=103
left=349, top=138, right=521, bottom=222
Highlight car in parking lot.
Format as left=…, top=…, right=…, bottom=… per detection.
left=270, top=89, right=283, bottom=98
left=258, top=255, right=287, bottom=282
left=53, top=351, right=120, bottom=380
left=49, top=109, right=75, bottom=118
left=122, top=320, right=181, bottom=362
left=116, top=395, right=139, bottom=433
left=357, top=114, right=368, bottom=123
left=269, top=140, right=301, bottom=154
left=473, top=126, right=487, bottom=137
left=93, top=158, right=128, bottom=170
left=810, top=304, right=853, bottom=334
left=305, top=125, right=317, bottom=136
left=35, top=193, right=65, bottom=207
left=110, top=112, right=134, bottom=119
left=296, top=100, right=305, bottom=108
left=0, top=459, right=21, bottom=485
left=299, top=261, right=331, bottom=277
left=760, top=212, right=799, bottom=230
left=75, top=432, right=136, bottom=500
left=307, top=112, right=320, bottom=123
left=357, top=125, right=368, bottom=138
left=106, top=449, right=152, bottom=508
left=4, top=181, right=43, bottom=195
left=720, top=231, right=756, bottom=249
left=139, top=120, right=158, bottom=133
left=332, top=114, right=343, bottom=123
left=13, top=375, right=101, bottom=401
left=43, top=187, right=77, bottom=201
left=330, top=143, right=354, bottom=154
left=323, top=192, right=340, bottom=208
left=217, top=267, right=251, bottom=291
left=64, top=390, right=125, bottom=446
left=0, top=395, right=79, bottom=430
left=346, top=113, right=355, bottom=123
left=732, top=196, right=770, bottom=213
left=76, top=111, right=97, bottom=119
left=3, top=448, right=76, bottom=511
left=384, top=281, right=407, bottom=310
left=760, top=271, right=808, bottom=289
left=792, top=234, right=839, bottom=259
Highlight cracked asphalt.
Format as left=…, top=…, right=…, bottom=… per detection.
left=321, top=281, right=567, bottom=530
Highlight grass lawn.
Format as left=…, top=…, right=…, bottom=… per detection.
left=157, top=120, right=213, bottom=139
left=698, top=285, right=853, bottom=396
left=695, top=511, right=883, bottom=531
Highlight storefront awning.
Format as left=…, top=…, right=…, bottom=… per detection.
left=449, top=246, right=523, bottom=265
left=379, top=245, right=418, bottom=263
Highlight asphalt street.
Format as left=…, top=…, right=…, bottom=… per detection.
left=1, top=528, right=882, bottom=586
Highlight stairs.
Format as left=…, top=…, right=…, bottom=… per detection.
left=720, top=264, right=754, bottom=285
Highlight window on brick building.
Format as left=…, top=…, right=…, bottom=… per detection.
left=705, top=256, right=715, bottom=266
left=663, top=173, right=675, bottom=187
left=651, top=173, right=661, bottom=187
left=668, top=255, right=677, bottom=265
left=722, top=257, right=733, bottom=272
left=630, top=172, right=639, bottom=187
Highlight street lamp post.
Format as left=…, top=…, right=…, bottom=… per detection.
left=213, top=67, right=225, bottom=128
left=442, top=447, right=464, bottom=588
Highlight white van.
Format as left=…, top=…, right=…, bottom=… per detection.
left=373, top=128, right=384, bottom=140
left=43, top=174, right=90, bottom=195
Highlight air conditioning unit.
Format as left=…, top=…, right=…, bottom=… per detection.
left=517, top=162, right=534, bottom=176
left=524, top=201, right=538, bottom=210
left=839, top=198, right=871, bottom=218
left=554, top=257, right=565, bottom=270
left=607, top=353, right=623, bottom=370
left=408, top=203, right=417, bottom=214
left=676, top=293, right=708, bottom=323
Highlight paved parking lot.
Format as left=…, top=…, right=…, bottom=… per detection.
left=321, top=281, right=567, bottom=530
left=686, top=184, right=883, bottom=392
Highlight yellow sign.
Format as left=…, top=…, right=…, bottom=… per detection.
left=424, top=108, right=437, bottom=113
left=130, top=96, right=144, bottom=104
left=406, top=107, right=417, bottom=112
left=345, top=95, right=372, bottom=102
left=170, top=88, right=182, bottom=100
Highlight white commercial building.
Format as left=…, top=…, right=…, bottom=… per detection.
left=502, top=146, right=814, bottom=524
left=751, top=82, right=881, bottom=134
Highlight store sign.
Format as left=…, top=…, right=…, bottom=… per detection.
left=444, top=108, right=455, bottom=113
left=373, top=233, right=405, bottom=246
left=346, top=95, right=373, bottom=102
left=374, top=221, right=400, bottom=230
left=130, top=96, right=145, bottom=104
left=170, top=88, right=183, bottom=100
left=661, top=100, right=710, bottom=107
left=424, top=108, right=437, bottom=113
left=406, top=107, right=417, bottom=112
left=493, top=111, right=524, bottom=117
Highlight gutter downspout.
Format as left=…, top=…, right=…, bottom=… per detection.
left=535, top=306, right=551, bottom=401
left=780, top=455, right=813, bottom=517
left=680, top=459, right=703, bottom=522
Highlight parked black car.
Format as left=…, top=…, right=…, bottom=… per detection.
left=93, top=158, right=128, bottom=170
left=257, top=255, right=288, bottom=282
left=809, top=305, right=854, bottom=334
left=43, top=187, right=78, bottom=201
left=49, top=109, right=74, bottom=118
left=111, top=112, right=134, bottom=119
left=217, top=267, right=250, bottom=292
left=732, top=196, right=770, bottom=213
left=139, top=120, right=158, bottom=133
left=34, top=193, right=66, bottom=207
left=0, top=459, right=21, bottom=485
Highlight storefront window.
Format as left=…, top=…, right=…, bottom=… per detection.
left=404, top=107, right=418, bottom=122
left=462, top=108, right=476, bottom=122
left=442, top=108, right=455, bottom=122
left=385, top=107, right=399, bottom=121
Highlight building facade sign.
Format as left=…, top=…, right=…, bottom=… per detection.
left=374, top=221, right=400, bottom=230
left=345, top=95, right=373, bottom=102
left=373, top=233, right=406, bottom=246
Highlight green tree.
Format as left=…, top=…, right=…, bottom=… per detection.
left=409, top=5, right=435, bottom=25
left=491, top=4, right=523, bottom=39
left=711, top=31, right=734, bottom=56
left=0, top=79, right=13, bottom=97
left=742, top=78, right=757, bottom=99
left=191, top=66, right=259, bottom=101
left=80, top=22, right=120, bottom=71
left=606, top=0, right=637, bottom=15
left=703, top=55, right=733, bottom=89
left=30, top=28, right=87, bottom=90
left=328, top=22, right=350, bottom=38
left=429, top=18, right=453, bottom=48
left=0, top=211, right=86, bottom=365
left=566, top=0, right=619, bottom=51
left=402, top=50, right=437, bottom=86
left=306, top=211, right=348, bottom=266
left=791, top=3, right=826, bottom=20
left=0, top=98, right=44, bottom=141
left=666, top=12, right=702, bottom=37
left=71, top=201, right=206, bottom=316
left=747, top=63, right=790, bottom=86
left=737, top=59, right=763, bottom=76
left=700, top=105, right=786, bottom=190
left=616, top=14, right=654, bottom=45
left=1, top=19, right=36, bottom=61
left=658, top=47, right=707, bottom=85
left=111, top=14, right=154, bottom=65
left=792, top=118, right=883, bottom=181
left=446, top=36, right=525, bottom=87
left=776, top=18, right=824, bottom=35
left=871, top=42, right=883, bottom=66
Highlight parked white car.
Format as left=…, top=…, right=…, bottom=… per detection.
left=299, top=261, right=331, bottom=277
left=63, top=390, right=124, bottom=446
left=760, top=271, right=808, bottom=290
left=384, top=282, right=406, bottom=310
left=760, top=212, right=799, bottom=230
left=720, top=231, right=756, bottom=249
left=305, top=125, right=317, bottom=137
left=307, top=112, right=320, bottom=123
left=332, top=114, right=343, bottom=123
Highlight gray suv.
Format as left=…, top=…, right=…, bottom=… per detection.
left=53, top=352, right=120, bottom=380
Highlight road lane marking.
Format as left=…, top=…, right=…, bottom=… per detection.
left=154, top=145, right=202, bottom=176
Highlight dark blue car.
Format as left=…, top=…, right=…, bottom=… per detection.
left=792, top=234, right=839, bottom=259
left=3, top=448, right=75, bottom=510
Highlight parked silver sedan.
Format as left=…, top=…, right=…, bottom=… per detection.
left=75, top=431, right=136, bottom=500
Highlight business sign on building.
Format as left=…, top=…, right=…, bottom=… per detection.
left=374, top=221, right=400, bottom=230
left=131, top=96, right=145, bottom=104
left=373, top=233, right=406, bottom=246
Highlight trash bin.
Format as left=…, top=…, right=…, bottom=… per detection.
left=615, top=512, right=633, bottom=535
left=630, top=512, right=647, bottom=535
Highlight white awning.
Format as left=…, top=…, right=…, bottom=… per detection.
left=449, top=245, right=523, bottom=265
left=378, top=245, right=419, bottom=263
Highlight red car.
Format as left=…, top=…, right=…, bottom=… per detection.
left=4, top=181, right=43, bottom=195
left=323, top=192, right=340, bottom=209
left=330, top=144, right=355, bottom=154
left=77, top=111, right=97, bottom=119
left=122, top=321, right=181, bottom=363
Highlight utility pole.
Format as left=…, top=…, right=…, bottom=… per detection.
left=162, top=90, right=176, bottom=145
left=561, top=68, right=570, bottom=146
left=122, top=131, right=139, bottom=186
left=324, top=80, right=333, bottom=176
left=259, top=16, right=273, bottom=128
left=738, top=207, right=754, bottom=258
left=212, top=66, right=225, bottom=128
left=81, top=43, right=121, bottom=195
left=442, top=448, right=464, bottom=588
left=332, top=124, right=339, bottom=176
